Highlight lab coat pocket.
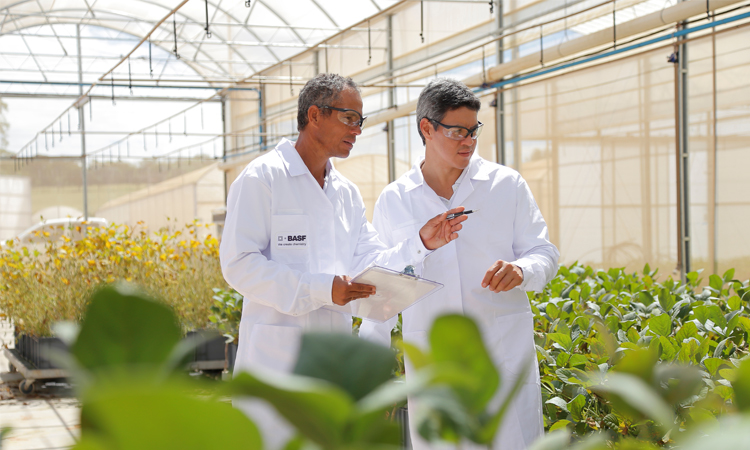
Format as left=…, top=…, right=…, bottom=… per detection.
left=245, top=324, right=303, bottom=373
left=271, top=214, right=310, bottom=271
left=488, top=311, right=538, bottom=384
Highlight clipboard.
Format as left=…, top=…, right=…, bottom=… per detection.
left=344, top=265, right=443, bottom=323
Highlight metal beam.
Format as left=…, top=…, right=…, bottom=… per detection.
left=77, top=24, right=88, bottom=220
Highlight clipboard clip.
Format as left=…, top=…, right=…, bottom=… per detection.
left=400, top=265, right=417, bottom=278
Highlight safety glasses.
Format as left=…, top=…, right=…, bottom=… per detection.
left=428, top=118, right=484, bottom=141
left=320, top=105, right=368, bottom=128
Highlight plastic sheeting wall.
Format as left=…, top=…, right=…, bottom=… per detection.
left=0, top=175, right=32, bottom=241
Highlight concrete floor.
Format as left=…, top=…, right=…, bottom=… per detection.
left=0, top=319, right=80, bottom=450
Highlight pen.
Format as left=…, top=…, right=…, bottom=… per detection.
left=446, top=209, right=479, bottom=220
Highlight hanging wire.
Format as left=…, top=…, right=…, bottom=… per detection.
left=324, top=45, right=328, bottom=73
left=143, top=130, right=147, bottom=151
left=613, top=1, right=617, bottom=50
left=245, top=0, right=251, bottom=7
left=173, top=14, right=180, bottom=59
left=67, top=111, right=71, bottom=136
left=420, top=0, right=425, bottom=43
left=539, top=25, right=544, bottom=67
left=706, top=0, right=710, bottom=20
left=481, top=46, right=487, bottom=86
left=45, top=131, right=48, bottom=150
left=204, top=0, right=212, bottom=38
left=289, top=63, right=294, bottom=95
left=148, top=38, right=153, bottom=78
left=128, top=56, right=133, bottom=94
left=201, top=103, right=204, bottom=129
left=489, top=0, right=494, bottom=14
left=111, top=72, right=116, bottom=105
left=184, top=113, right=187, bottom=136
left=155, top=128, right=159, bottom=148
left=51, top=127, right=55, bottom=148
left=126, top=137, right=130, bottom=157
left=118, top=142, right=121, bottom=162
left=367, top=20, right=372, bottom=65
left=169, top=120, right=173, bottom=143
left=59, top=120, right=63, bottom=142
left=89, top=97, right=93, bottom=122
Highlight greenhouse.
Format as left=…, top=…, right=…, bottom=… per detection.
left=0, top=0, right=749, bottom=449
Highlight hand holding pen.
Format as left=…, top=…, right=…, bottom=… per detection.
left=446, top=209, right=479, bottom=220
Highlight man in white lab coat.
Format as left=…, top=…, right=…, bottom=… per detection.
left=220, top=74, right=468, bottom=449
left=360, top=78, right=560, bottom=449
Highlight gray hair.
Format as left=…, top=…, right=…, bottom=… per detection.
left=416, top=78, right=481, bottom=145
left=297, top=74, right=359, bottom=131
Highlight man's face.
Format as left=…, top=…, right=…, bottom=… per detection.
left=423, top=106, right=479, bottom=170
left=318, top=87, right=364, bottom=159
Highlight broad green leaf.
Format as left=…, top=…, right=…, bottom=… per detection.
left=229, top=371, right=352, bottom=448
left=569, top=354, right=589, bottom=368
left=738, top=317, right=750, bottom=334
left=658, top=336, right=676, bottom=361
left=708, top=305, right=727, bottom=328
left=591, top=373, right=674, bottom=432
left=677, top=339, right=700, bottom=365
left=723, top=268, right=735, bottom=283
left=733, top=358, right=750, bottom=412
left=649, top=314, right=672, bottom=337
left=548, top=333, right=574, bottom=352
left=78, top=381, right=262, bottom=450
left=709, top=274, right=724, bottom=291
left=693, top=306, right=709, bottom=325
left=712, top=385, right=734, bottom=401
left=293, top=333, right=396, bottom=402
left=568, top=394, right=586, bottom=422
left=703, top=358, right=729, bottom=377
left=719, top=368, right=737, bottom=382
left=71, top=283, right=182, bottom=373
left=613, top=348, right=657, bottom=383
left=627, top=327, right=640, bottom=344
left=676, top=322, right=698, bottom=342
left=429, top=315, right=499, bottom=414
left=658, top=289, right=675, bottom=312
left=546, top=302, right=560, bottom=319
left=580, top=283, right=591, bottom=301
left=545, top=396, right=569, bottom=412
left=400, top=341, right=431, bottom=370
left=548, top=420, right=572, bottom=432
left=639, top=291, right=656, bottom=305
left=728, top=295, right=742, bottom=311
left=556, top=352, right=571, bottom=368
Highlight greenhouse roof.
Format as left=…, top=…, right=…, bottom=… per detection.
left=0, top=0, right=397, bottom=97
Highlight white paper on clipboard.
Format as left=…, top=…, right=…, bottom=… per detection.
left=342, top=265, right=442, bottom=323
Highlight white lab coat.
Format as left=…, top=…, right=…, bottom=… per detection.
left=220, top=138, right=430, bottom=449
left=360, top=155, right=559, bottom=450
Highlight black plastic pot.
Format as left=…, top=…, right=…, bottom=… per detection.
left=15, top=332, right=68, bottom=370
left=187, top=330, right=237, bottom=370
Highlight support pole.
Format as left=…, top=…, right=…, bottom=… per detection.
left=674, top=19, right=691, bottom=280
left=221, top=96, right=228, bottom=202
left=386, top=14, right=396, bottom=183
left=76, top=24, right=88, bottom=220
left=494, top=2, right=505, bottom=165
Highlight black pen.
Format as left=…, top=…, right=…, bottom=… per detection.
left=446, top=209, right=479, bottom=220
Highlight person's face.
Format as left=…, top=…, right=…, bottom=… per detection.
left=316, top=87, right=364, bottom=159
left=421, top=106, right=479, bottom=171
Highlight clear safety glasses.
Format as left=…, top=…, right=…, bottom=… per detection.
left=428, top=118, right=484, bottom=141
left=320, top=105, right=368, bottom=129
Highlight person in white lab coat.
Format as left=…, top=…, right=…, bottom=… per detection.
left=220, top=74, right=468, bottom=449
left=360, top=78, right=560, bottom=450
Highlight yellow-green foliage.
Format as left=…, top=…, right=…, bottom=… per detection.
left=0, top=220, right=228, bottom=336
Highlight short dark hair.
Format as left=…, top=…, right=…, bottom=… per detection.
left=416, top=78, right=481, bottom=145
left=297, top=74, right=359, bottom=131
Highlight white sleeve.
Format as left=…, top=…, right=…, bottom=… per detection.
left=357, top=198, right=402, bottom=347
left=349, top=195, right=430, bottom=276
left=220, top=173, right=333, bottom=316
left=510, top=175, right=560, bottom=293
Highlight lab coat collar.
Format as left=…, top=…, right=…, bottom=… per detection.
left=276, top=138, right=337, bottom=188
left=401, top=152, right=492, bottom=192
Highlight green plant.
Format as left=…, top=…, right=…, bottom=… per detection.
left=0, top=220, right=227, bottom=337
left=208, top=288, right=243, bottom=344
left=529, top=263, right=750, bottom=445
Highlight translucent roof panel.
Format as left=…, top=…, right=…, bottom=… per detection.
left=0, top=0, right=398, bottom=86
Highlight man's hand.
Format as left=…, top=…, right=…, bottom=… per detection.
left=332, top=275, right=376, bottom=306
left=481, top=260, right=524, bottom=293
left=419, top=206, right=469, bottom=250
